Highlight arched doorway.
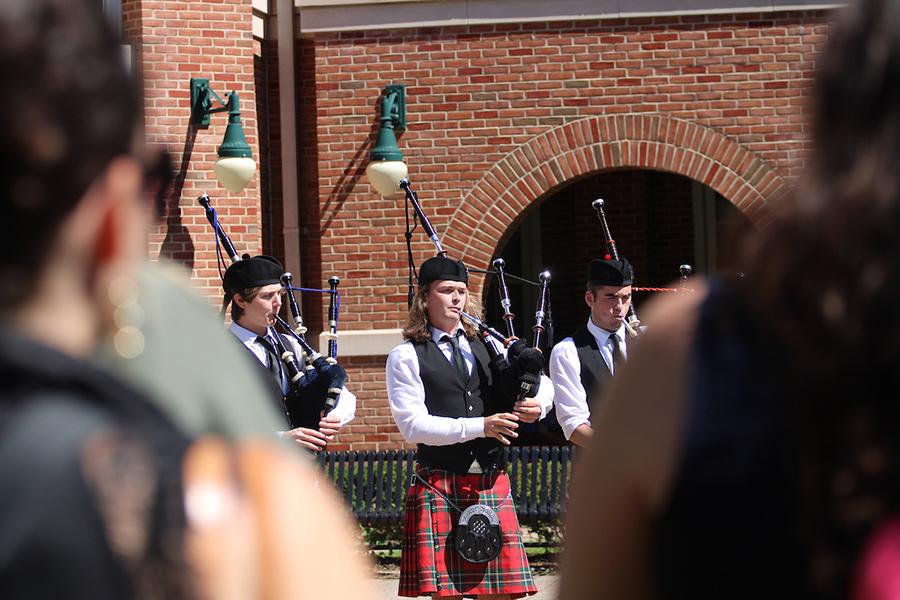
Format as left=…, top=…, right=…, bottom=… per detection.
left=444, top=114, right=781, bottom=446
left=484, top=168, right=754, bottom=347
left=445, top=114, right=786, bottom=282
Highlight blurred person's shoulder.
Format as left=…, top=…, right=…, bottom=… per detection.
left=184, top=437, right=378, bottom=599
left=630, top=278, right=708, bottom=349
left=0, top=332, right=192, bottom=598
left=592, top=278, right=708, bottom=511
left=102, top=260, right=285, bottom=438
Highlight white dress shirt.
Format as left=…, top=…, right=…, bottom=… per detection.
left=386, top=325, right=554, bottom=446
left=230, top=322, right=356, bottom=426
left=549, top=318, right=628, bottom=441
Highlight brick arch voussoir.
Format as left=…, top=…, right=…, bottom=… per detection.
left=446, top=115, right=786, bottom=271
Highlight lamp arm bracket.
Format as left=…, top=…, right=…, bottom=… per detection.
left=381, top=84, right=406, bottom=130
left=189, top=78, right=234, bottom=126
left=205, top=86, right=228, bottom=107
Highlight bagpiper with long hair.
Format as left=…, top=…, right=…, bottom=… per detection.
left=386, top=255, right=553, bottom=599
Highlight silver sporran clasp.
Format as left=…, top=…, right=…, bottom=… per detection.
left=456, top=504, right=502, bottom=563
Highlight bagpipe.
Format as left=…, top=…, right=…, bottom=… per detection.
left=199, top=194, right=345, bottom=430
left=398, top=178, right=550, bottom=408
left=591, top=197, right=696, bottom=334
left=591, top=197, right=643, bottom=337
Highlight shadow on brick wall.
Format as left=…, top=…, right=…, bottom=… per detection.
left=160, top=123, right=198, bottom=270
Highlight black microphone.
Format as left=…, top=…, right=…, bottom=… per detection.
left=516, top=347, right=545, bottom=376
left=516, top=372, right=540, bottom=399
left=515, top=347, right=544, bottom=399
left=506, top=339, right=527, bottom=362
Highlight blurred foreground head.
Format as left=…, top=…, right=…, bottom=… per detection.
left=750, top=0, right=900, bottom=376
left=811, top=0, right=900, bottom=194
left=0, top=0, right=145, bottom=351
left=743, top=0, right=900, bottom=595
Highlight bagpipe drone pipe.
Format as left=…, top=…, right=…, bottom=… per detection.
left=199, top=194, right=345, bottom=430
left=591, top=197, right=643, bottom=337
left=591, top=197, right=697, bottom=331
left=398, top=178, right=550, bottom=411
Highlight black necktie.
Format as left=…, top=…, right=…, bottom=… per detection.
left=442, top=333, right=470, bottom=383
left=256, top=335, right=285, bottom=390
left=609, top=333, right=625, bottom=372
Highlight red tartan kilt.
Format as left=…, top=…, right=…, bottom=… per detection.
left=398, top=467, right=537, bottom=598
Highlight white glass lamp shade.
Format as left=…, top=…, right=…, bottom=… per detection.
left=365, top=160, right=408, bottom=196
left=214, top=156, right=257, bottom=194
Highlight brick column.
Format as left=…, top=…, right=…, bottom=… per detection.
left=124, top=0, right=263, bottom=302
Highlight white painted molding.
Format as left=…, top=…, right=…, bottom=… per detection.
left=319, top=328, right=404, bottom=357
left=296, top=0, right=842, bottom=33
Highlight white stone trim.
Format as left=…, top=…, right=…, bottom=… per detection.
left=296, top=0, right=842, bottom=33
left=319, top=328, right=404, bottom=357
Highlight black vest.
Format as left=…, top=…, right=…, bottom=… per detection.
left=571, top=326, right=614, bottom=412
left=412, top=336, right=505, bottom=474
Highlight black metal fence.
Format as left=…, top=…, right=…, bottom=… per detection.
left=316, top=445, right=576, bottom=526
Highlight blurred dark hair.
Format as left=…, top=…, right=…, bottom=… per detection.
left=0, top=0, right=138, bottom=306
left=743, top=0, right=900, bottom=594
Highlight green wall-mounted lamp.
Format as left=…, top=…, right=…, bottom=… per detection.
left=365, top=84, right=408, bottom=196
left=190, top=77, right=256, bottom=194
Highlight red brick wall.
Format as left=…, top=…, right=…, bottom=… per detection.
left=123, top=0, right=264, bottom=297
left=300, top=11, right=829, bottom=448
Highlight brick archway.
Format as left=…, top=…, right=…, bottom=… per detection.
left=445, top=114, right=788, bottom=287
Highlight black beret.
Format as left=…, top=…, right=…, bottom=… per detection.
left=588, top=258, right=633, bottom=287
left=223, top=255, right=284, bottom=295
left=418, top=256, right=468, bottom=286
